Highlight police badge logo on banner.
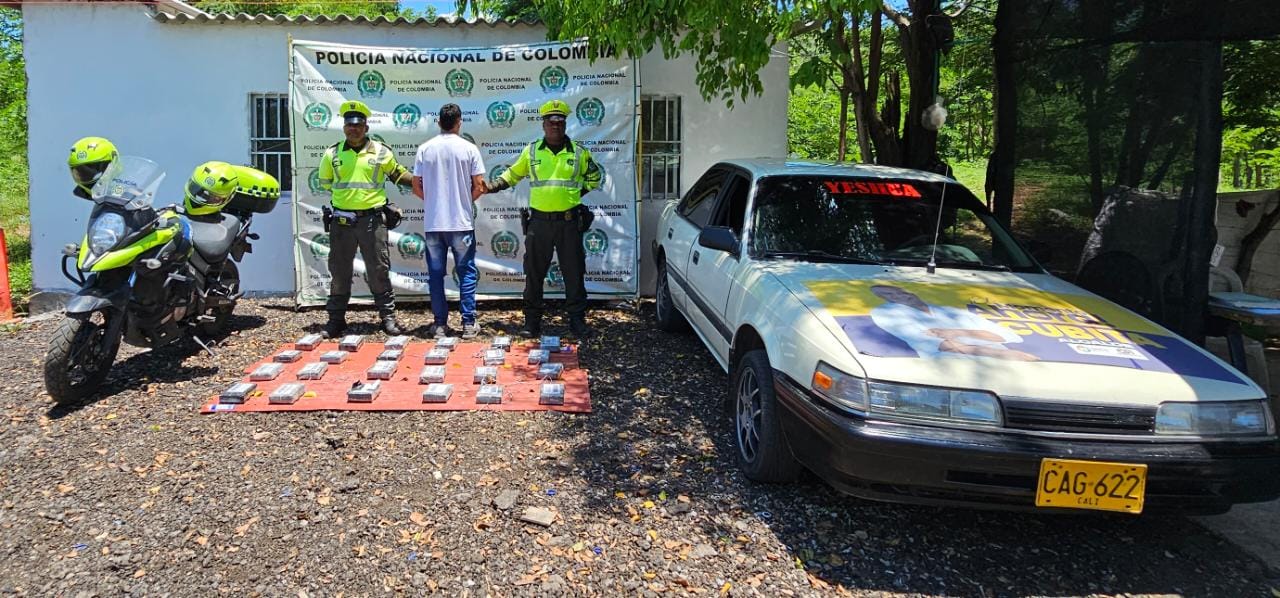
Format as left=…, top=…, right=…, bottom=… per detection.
left=576, top=97, right=605, bottom=126
left=397, top=233, right=427, bottom=260
left=486, top=101, right=516, bottom=128
left=491, top=231, right=520, bottom=259
left=393, top=103, right=422, bottom=129
left=540, top=66, right=569, bottom=93
left=446, top=68, right=474, bottom=97
left=304, top=103, right=331, bottom=130
left=583, top=229, right=608, bottom=257
left=358, top=70, right=386, bottom=98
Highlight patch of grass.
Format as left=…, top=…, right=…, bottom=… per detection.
left=0, top=151, right=31, bottom=311
left=948, top=160, right=987, bottom=195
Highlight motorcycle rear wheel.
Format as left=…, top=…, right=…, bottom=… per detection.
left=198, top=260, right=239, bottom=337
left=43, top=310, right=123, bottom=405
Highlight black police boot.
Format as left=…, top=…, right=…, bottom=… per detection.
left=520, top=317, right=542, bottom=339
left=381, top=313, right=404, bottom=336
left=569, top=317, right=594, bottom=339
left=323, top=311, right=347, bottom=338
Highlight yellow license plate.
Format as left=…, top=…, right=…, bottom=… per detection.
left=1035, top=458, right=1147, bottom=514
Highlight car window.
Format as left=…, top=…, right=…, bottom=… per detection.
left=712, top=174, right=751, bottom=236
left=749, top=176, right=1038, bottom=272
left=678, top=168, right=727, bottom=227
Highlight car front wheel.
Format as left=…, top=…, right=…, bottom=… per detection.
left=732, top=349, right=799, bottom=482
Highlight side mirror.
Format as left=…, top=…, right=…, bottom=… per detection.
left=697, top=226, right=739, bottom=255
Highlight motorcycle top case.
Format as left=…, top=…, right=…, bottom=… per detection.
left=225, top=165, right=280, bottom=215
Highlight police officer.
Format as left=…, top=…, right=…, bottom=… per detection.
left=485, top=99, right=602, bottom=338
left=68, top=137, right=118, bottom=199
left=318, top=100, right=414, bottom=337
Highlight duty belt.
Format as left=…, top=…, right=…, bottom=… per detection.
left=331, top=205, right=384, bottom=217
left=528, top=207, right=577, bottom=221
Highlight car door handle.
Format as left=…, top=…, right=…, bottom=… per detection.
left=692, top=250, right=700, bottom=265
left=667, top=228, right=673, bottom=239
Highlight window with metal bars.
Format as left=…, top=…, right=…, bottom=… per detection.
left=640, top=95, right=681, bottom=200
left=250, top=93, right=292, bottom=191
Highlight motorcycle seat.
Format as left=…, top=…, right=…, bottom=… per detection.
left=187, top=212, right=241, bottom=263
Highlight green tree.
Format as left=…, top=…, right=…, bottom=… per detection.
left=0, top=7, right=30, bottom=301
left=190, top=1, right=428, bottom=19
left=455, top=0, right=539, bottom=22
left=540, top=0, right=973, bottom=170
left=787, top=83, right=843, bottom=161
left=0, top=7, right=25, bottom=155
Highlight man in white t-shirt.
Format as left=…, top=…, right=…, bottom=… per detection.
left=412, top=103, right=487, bottom=338
left=868, top=284, right=1038, bottom=361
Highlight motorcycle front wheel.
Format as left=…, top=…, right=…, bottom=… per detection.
left=43, top=310, right=124, bottom=405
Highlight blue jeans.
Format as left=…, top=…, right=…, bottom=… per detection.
left=423, top=230, right=477, bottom=326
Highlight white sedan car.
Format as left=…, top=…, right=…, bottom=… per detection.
left=652, top=159, right=1280, bottom=514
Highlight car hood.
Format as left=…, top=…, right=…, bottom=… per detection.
left=766, top=263, right=1262, bottom=405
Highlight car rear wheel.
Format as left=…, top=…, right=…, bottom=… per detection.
left=653, top=259, right=688, bottom=332
left=732, top=349, right=799, bottom=482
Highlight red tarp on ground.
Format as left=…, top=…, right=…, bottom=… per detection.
left=199, top=341, right=590, bottom=414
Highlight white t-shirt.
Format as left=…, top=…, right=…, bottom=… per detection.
left=870, top=302, right=1023, bottom=356
left=413, top=133, right=485, bottom=232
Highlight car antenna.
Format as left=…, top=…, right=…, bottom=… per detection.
left=927, top=180, right=948, bottom=275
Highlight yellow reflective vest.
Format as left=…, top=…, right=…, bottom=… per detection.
left=317, top=140, right=411, bottom=211
left=499, top=137, right=602, bottom=212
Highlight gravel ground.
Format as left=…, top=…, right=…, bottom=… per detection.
left=0, top=297, right=1277, bottom=597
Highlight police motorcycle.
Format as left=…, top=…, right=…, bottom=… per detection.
left=43, top=157, right=279, bottom=404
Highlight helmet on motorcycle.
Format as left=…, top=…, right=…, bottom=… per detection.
left=184, top=161, right=239, bottom=216
left=68, top=137, right=118, bottom=192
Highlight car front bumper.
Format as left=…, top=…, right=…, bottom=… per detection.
left=773, top=373, right=1280, bottom=514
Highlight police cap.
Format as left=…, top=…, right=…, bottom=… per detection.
left=539, top=99, right=571, bottom=118
left=340, top=100, right=371, bottom=124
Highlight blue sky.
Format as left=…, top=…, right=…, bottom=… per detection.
left=401, top=0, right=458, bottom=18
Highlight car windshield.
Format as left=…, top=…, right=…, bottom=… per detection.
left=749, top=175, right=1038, bottom=272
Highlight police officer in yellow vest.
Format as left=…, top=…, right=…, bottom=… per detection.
left=485, top=100, right=602, bottom=338
left=318, top=100, right=414, bottom=337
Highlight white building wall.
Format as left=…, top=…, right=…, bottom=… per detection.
left=24, top=3, right=788, bottom=295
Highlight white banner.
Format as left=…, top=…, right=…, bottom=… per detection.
left=289, top=39, right=639, bottom=306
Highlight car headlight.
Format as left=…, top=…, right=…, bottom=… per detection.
left=812, top=362, right=1003, bottom=427
left=1155, top=400, right=1275, bottom=437
left=88, top=213, right=126, bottom=255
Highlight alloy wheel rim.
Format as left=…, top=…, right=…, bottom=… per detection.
left=736, top=368, right=762, bottom=463
left=656, top=270, right=670, bottom=317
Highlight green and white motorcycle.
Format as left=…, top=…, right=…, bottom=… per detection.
left=42, top=156, right=278, bottom=404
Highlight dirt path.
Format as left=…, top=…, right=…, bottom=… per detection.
left=0, top=299, right=1275, bottom=596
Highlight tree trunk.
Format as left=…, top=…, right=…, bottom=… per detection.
left=1081, top=2, right=1112, bottom=215
left=873, top=71, right=904, bottom=165
left=899, top=0, right=940, bottom=171
left=1233, top=153, right=1241, bottom=188
left=853, top=9, right=886, bottom=164
left=1174, top=39, right=1224, bottom=344
left=848, top=14, right=873, bottom=163
left=1237, top=192, right=1280, bottom=287
left=1147, top=131, right=1187, bottom=190
left=837, top=88, right=849, bottom=162
left=990, top=0, right=1017, bottom=227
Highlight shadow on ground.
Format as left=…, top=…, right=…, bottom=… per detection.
left=556, top=301, right=1278, bottom=596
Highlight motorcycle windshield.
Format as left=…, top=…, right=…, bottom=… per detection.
left=91, top=156, right=165, bottom=209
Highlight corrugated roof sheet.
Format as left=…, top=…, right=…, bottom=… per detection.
left=150, top=12, right=539, bottom=27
